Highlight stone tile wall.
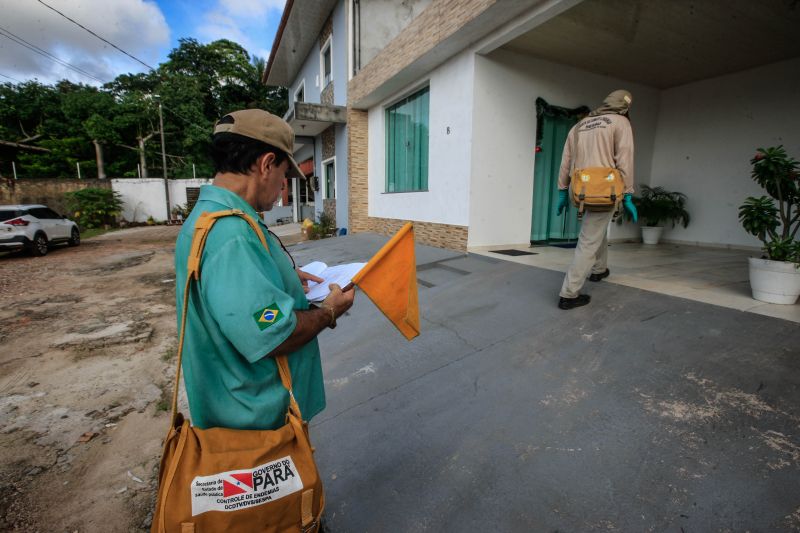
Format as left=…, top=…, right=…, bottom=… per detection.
left=322, top=126, right=335, bottom=160
left=347, top=108, right=370, bottom=233
left=371, top=217, right=468, bottom=250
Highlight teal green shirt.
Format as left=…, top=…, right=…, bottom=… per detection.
left=174, top=185, right=325, bottom=430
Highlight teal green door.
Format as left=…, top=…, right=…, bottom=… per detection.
left=530, top=105, right=582, bottom=242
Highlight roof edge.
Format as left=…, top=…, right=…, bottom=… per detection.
left=262, top=0, right=294, bottom=85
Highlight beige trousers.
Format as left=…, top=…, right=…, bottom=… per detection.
left=559, top=209, right=615, bottom=298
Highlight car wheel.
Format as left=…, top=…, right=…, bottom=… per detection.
left=29, top=233, right=48, bottom=256
left=68, top=227, right=80, bottom=247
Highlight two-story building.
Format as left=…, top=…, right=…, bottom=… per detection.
left=263, top=1, right=351, bottom=229
left=264, top=0, right=430, bottom=232
left=268, top=0, right=799, bottom=252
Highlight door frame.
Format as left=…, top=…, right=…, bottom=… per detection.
left=530, top=97, right=590, bottom=244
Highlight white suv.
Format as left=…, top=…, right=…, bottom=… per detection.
left=0, top=204, right=80, bottom=256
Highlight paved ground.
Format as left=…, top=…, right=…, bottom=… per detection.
left=293, top=234, right=800, bottom=532
left=471, top=242, right=800, bottom=323
left=0, top=226, right=798, bottom=531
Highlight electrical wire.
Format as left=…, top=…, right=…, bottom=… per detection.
left=0, top=26, right=105, bottom=83
left=36, top=0, right=156, bottom=72
left=9, top=1, right=230, bottom=137
left=0, top=72, right=23, bottom=83
left=32, top=1, right=210, bottom=134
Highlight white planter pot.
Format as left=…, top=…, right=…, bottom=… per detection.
left=641, top=226, right=664, bottom=245
left=748, top=257, right=800, bottom=305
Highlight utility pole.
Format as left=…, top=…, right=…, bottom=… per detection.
left=158, top=100, right=170, bottom=221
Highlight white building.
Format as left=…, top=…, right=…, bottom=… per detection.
left=326, top=0, right=800, bottom=251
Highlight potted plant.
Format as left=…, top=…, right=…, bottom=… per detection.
left=739, top=146, right=800, bottom=304
left=629, top=185, right=691, bottom=244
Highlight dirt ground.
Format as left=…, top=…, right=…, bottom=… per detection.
left=0, top=226, right=184, bottom=532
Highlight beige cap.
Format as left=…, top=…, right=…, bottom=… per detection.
left=213, top=109, right=304, bottom=178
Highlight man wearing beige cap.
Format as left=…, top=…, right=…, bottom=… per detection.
left=555, top=90, right=638, bottom=310
left=173, top=109, right=354, bottom=430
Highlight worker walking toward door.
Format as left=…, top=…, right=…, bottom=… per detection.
left=555, top=90, right=638, bottom=310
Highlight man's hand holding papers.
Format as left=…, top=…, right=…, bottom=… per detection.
left=300, top=261, right=366, bottom=302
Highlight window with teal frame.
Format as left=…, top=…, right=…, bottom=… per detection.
left=385, top=86, right=429, bottom=192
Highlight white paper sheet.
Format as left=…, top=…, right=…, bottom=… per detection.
left=300, top=261, right=366, bottom=303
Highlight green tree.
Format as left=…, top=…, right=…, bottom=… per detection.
left=0, top=38, right=288, bottom=180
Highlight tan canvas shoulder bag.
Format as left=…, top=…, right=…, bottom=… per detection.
left=151, top=208, right=324, bottom=533
left=570, top=166, right=625, bottom=219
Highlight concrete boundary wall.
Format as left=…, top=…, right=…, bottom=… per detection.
left=111, top=178, right=296, bottom=226
left=111, top=178, right=212, bottom=223
left=0, top=179, right=110, bottom=216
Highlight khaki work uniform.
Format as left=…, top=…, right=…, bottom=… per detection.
left=557, top=113, right=634, bottom=299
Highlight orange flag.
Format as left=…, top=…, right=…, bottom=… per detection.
left=351, top=223, right=419, bottom=340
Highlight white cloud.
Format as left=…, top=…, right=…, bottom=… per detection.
left=195, top=0, right=284, bottom=62
left=0, top=0, right=170, bottom=85
left=219, top=0, right=284, bottom=18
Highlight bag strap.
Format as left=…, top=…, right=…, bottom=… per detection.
left=170, top=208, right=302, bottom=428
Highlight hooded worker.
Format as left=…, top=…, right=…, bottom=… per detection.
left=555, top=90, right=638, bottom=310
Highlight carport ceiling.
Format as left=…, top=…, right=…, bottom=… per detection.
left=501, top=0, right=800, bottom=89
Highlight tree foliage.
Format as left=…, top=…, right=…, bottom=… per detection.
left=0, top=39, right=288, bottom=180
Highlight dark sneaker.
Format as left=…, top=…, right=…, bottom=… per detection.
left=558, top=294, right=591, bottom=310
left=589, top=269, right=610, bottom=282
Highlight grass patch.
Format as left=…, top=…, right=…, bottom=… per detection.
left=155, top=381, right=172, bottom=412
left=81, top=227, right=120, bottom=240
left=161, top=346, right=176, bottom=361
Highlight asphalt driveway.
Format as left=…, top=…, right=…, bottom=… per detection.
left=290, top=233, right=800, bottom=532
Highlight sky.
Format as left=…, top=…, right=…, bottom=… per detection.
left=0, top=0, right=286, bottom=86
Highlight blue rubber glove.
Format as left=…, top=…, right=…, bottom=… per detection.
left=556, top=189, right=569, bottom=216
left=623, top=193, right=638, bottom=223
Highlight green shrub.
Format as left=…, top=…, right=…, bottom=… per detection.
left=632, top=185, right=690, bottom=228
left=171, top=203, right=190, bottom=219
left=308, top=212, right=337, bottom=240
left=64, top=188, right=123, bottom=229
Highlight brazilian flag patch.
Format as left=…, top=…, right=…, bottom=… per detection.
left=252, top=303, right=284, bottom=330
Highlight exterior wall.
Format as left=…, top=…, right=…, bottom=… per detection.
left=287, top=0, right=350, bottom=228
left=348, top=0, right=497, bottom=105
left=347, top=106, right=466, bottom=249
left=167, top=178, right=214, bottom=212
left=332, top=0, right=348, bottom=107
left=112, top=178, right=212, bottom=222
left=113, top=178, right=169, bottom=222
left=650, top=57, right=800, bottom=249
left=289, top=34, right=323, bottom=108
left=0, top=178, right=110, bottom=217
left=262, top=205, right=295, bottom=226
left=288, top=1, right=348, bottom=108
left=355, top=0, right=432, bottom=71
left=367, top=49, right=474, bottom=227
left=469, top=48, right=661, bottom=248
left=346, top=0, right=569, bottom=250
